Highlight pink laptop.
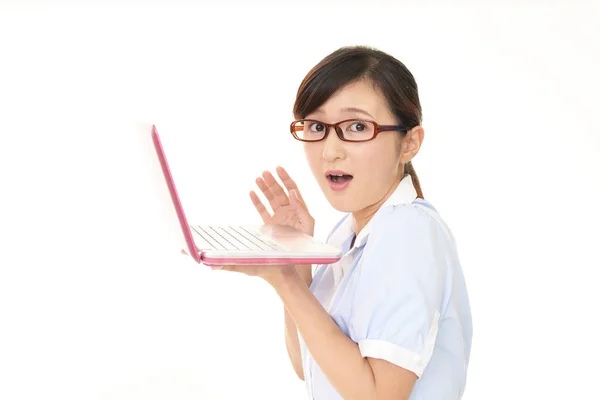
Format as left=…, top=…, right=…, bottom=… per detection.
left=147, top=123, right=343, bottom=267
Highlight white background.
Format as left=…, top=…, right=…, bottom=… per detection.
left=1, top=2, right=599, bottom=399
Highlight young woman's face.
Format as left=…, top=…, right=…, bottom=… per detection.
left=302, top=79, right=407, bottom=214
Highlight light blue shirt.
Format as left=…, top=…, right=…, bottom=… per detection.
left=299, top=175, right=473, bottom=399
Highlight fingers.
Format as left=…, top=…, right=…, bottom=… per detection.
left=262, top=170, right=290, bottom=208
left=249, top=190, right=272, bottom=224
left=255, top=176, right=279, bottom=212
left=253, top=167, right=303, bottom=217
left=276, top=166, right=305, bottom=204
left=290, top=190, right=312, bottom=222
left=289, top=189, right=303, bottom=208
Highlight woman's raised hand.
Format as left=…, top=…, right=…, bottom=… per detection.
left=249, top=166, right=315, bottom=237
left=183, top=166, right=315, bottom=283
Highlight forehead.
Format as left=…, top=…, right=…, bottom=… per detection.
left=308, top=79, right=391, bottom=120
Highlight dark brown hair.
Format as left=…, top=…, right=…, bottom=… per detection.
left=293, top=45, right=424, bottom=199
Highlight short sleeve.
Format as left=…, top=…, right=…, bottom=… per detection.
left=349, top=204, right=449, bottom=377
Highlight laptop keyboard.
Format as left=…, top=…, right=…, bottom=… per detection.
left=191, top=225, right=283, bottom=252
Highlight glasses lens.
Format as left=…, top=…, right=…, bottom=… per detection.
left=338, top=120, right=376, bottom=141
left=292, top=120, right=327, bottom=141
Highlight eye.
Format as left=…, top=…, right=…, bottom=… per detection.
left=349, top=122, right=366, bottom=132
left=309, top=122, right=326, bottom=132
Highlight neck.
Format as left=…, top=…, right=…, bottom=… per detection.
left=351, top=174, right=404, bottom=237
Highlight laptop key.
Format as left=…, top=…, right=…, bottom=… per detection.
left=213, top=226, right=256, bottom=251
left=192, top=226, right=228, bottom=251
left=226, top=226, right=278, bottom=251
left=194, top=225, right=282, bottom=252
left=237, top=227, right=283, bottom=251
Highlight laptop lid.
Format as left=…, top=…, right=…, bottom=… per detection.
left=150, top=124, right=200, bottom=263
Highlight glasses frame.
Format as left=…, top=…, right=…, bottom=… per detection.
left=289, top=118, right=408, bottom=143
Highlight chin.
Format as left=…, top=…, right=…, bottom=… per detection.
left=316, top=178, right=362, bottom=213
left=324, top=193, right=359, bottom=213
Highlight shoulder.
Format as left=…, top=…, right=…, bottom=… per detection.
left=367, top=199, right=451, bottom=249
left=358, top=200, right=455, bottom=284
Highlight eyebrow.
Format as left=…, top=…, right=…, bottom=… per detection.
left=341, top=107, right=374, bottom=119
left=311, top=107, right=375, bottom=119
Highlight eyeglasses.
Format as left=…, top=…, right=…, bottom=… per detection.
left=289, top=119, right=407, bottom=142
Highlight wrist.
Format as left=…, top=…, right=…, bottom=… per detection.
left=295, top=264, right=313, bottom=286
left=267, top=267, right=303, bottom=290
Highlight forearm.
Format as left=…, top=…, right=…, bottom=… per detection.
left=284, top=307, right=304, bottom=379
left=283, top=264, right=312, bottom=380
left=272, top=271, right=376, bottom=400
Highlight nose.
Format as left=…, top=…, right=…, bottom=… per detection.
left=321, top=127, right=346, bottom=162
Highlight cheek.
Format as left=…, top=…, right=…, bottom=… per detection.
left=354, top=141, right=400, bottom=175
left=365, top=138, right=395, bottom=160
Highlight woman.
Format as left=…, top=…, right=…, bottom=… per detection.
left=215, top=46, right=472, bottom=399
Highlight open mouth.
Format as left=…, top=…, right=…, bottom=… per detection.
left=327, top=173, right=353, bottom=183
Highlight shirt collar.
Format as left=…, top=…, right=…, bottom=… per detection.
left=383, top=173, right=419, bottom=207
left=326, top=174, right=418, bottom=286
left=330, top=174, right=418, bottom=252
left=355, top=174, right=418, bottom=247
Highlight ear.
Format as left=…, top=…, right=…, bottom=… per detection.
left=399, top=126, right=424, bottom=164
